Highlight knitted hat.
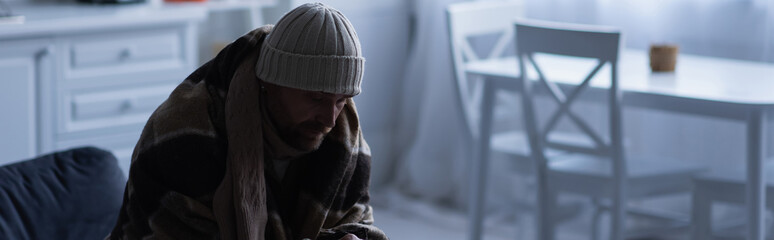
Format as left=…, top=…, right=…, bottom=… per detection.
left=256, top=2, right=365, bottom=95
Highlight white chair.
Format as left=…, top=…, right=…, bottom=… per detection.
left=446, top=2, right=527, bottom=239
left=448, top=2, right=593, bottom=239
left=447, top=2, right=583, bottom=240
left=447, top=0, right=524, bottom=146
left=691, top=166, right=774, bottom=239
left=514, top=19, right=707, bottom=240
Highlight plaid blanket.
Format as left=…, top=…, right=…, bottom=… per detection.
left=107, top=26, right=387, bottom=240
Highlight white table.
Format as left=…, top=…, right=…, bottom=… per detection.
left=464, top=50, right=774, bottom=240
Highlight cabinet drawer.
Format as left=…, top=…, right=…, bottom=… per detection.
left=72, top=32, right=179, bottom=67
left=64, top=29, right=187, bottom=79
left=62, top=84, right=176, bottom=133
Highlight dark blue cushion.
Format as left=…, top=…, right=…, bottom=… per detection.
left=0, top=147, right=126, bottom=240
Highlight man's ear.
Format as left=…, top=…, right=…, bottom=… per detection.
left=259, top=81, right=286, bottom=97
left=257, top=79, right=266, bottom=92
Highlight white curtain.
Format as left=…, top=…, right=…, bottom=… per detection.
left=391, top=0, right=527, bottom=213
left=392, top=0, right=475, bottom=207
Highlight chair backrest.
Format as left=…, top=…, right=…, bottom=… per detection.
left=446, top=0, right=524, bottom=139
left=514, top=19, right=623, bottom=166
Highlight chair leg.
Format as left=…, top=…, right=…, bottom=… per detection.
left=590, top=198, right=605, bottom=240
left=513, top=213, right=525, bottom=240
left=468, top=83, right=495, bottom=240
left=610, top=195, right=625, bottom=240
left=538, top=185, right=558, bottom=240
left=691, top=181, right=712, bottom=240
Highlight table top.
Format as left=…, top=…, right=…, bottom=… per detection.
left=0, top=2, right=209, bottom=38
left=465, top=50, right=774, bottom=106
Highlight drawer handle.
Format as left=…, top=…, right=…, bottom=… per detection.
left=120, top=99, right=136, bottom=112
left=119, top=48, right=135, bottom=61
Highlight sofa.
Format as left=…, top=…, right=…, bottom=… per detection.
left=0, top=147, right=126, bottom=239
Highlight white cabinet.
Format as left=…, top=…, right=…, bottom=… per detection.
left=0, top=6, right=202, bottom=175
left=50, top=26, right=197, bottom=176
left=0, top=39, right=53, bottom=165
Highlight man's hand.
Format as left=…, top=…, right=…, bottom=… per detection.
left=339, top=233, right=363, bottom=240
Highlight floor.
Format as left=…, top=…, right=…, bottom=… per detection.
left=371, top=189, right=693, bottom=240
left=376, top=209, right=485, bottom=240
left=374, top=205, right=693, bottom=240
left=374, top=201, right=516, bottom=240
left=371, top=189, right=586, bottom=240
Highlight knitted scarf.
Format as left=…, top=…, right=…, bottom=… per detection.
left=107, top=26, right=387, bottom=240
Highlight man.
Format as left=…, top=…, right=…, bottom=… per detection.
left=108, top=3, right=387, bottom=240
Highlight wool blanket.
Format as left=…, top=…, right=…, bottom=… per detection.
left=107, top=25, right=387, bottom=240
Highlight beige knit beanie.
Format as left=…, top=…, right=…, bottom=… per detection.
left=255, top=2, right=365, bottom=96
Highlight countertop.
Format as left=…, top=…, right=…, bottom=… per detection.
left=0, top=1, right=210, bottom=38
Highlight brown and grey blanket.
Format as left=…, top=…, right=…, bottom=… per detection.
left=107, top=26, right=387, bottom=240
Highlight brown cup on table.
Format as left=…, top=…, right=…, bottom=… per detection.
left=649, top=44, right=679, bottom=72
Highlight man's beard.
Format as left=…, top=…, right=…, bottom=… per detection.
left=285, top=121, right=332, bottom=151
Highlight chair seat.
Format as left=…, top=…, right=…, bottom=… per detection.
left=491, top=130, right=530, bottom=156
left=712, top=224, right=774, bottom=240
left=488, top=131, right=586, bottom=223
left=548, top=154, right=706, bottom=198
left=491, top=130, right=591, bottom=156
left=695, top=162, right=774, bottom=185
left=692, top=166, right=774, bottom=240
left=693, top=164, right=774, bottom=206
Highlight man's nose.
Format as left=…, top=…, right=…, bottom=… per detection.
left=316, top=103, right=338, bottom=128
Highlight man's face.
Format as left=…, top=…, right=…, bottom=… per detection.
left=263, top=81, right=352, bottom=151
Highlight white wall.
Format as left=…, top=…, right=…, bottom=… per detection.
left=525, top=0, right=774, bottom=62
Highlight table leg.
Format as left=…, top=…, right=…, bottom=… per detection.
left=746, top=108, right=765, bottom=240
left=468, top=82, right=495, bottom=240
left=691, top=179, right=712, bottom=240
